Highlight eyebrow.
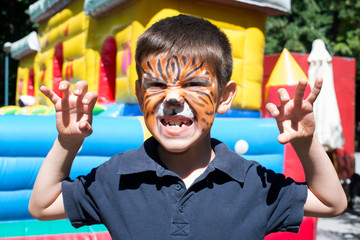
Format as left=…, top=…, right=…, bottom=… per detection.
left=183, top=77, right=211, bottom=85
left=142, top=77, right=167, bottom=83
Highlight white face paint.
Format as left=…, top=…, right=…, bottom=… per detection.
left=156, top=101, right=194, bottom=119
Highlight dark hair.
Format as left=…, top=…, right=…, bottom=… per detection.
left=135, top=14, right=233, bottom=92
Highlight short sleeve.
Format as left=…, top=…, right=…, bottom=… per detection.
left=62, top=168, right=102, bottom=228
left=261, top=167, right=308, bottom=234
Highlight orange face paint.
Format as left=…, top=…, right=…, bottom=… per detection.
left=138, top=53, right=218, bottom=152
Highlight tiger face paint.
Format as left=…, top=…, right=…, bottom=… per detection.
left=136, top=53, right=218, bottom=152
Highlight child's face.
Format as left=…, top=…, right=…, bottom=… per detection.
left=136, top=53, right=218, bottom=152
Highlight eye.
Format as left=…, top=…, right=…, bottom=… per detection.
left=147, top=82, right=167, bottom=91
left=150, top=82, right=167, bottom=88
left=183, top=78, right=210, bottom=89
left=186, top=82, right=203, bottom=87
left=143, top=78, right=167, bottom=90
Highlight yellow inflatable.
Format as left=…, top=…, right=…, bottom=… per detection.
left=11, top=0, right=290, bottom=112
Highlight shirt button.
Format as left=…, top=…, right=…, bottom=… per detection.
left=175, top=184, right=182, bottom=191
left=179, top=206, right=184, bottom=212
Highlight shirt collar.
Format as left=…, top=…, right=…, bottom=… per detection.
left=117, top=137, right=176, bottom=178
left=117, top=137, right=248, bottom=183
left=209, top=138, right=248, bottom=183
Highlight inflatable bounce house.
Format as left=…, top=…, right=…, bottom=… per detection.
left=0, top=0, right=356, bottom=239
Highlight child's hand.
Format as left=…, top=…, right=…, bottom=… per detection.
left=266, top=77, right=323, bottom=144
left=40, top=81, right=98, bottom=142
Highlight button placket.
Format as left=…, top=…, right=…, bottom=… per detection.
left=170, top=183, right=194, bottom=237
left=175, top=183, right=182, bottom=191
left=173, top=181, right=186, bottom=201
left=176, top=190, right=196, bottom=215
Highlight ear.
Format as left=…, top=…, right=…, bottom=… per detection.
left=216, top=80, right=237, bottom=115
left=135, top=79, right=144, bottom=113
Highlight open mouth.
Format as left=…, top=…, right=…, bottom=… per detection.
left=160, top=117, right=193, bottom=128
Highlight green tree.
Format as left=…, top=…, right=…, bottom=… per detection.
left=0, top=0, right=37, bottom=106
left=266, top=0, right=360, bottom=125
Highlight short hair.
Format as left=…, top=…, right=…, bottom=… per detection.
left=135, top=14, right=233, bottom=92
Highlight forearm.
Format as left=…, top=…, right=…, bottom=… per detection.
left=291, top=136, right=347, bottom=217
left=29, top=136, right=83, bottom=220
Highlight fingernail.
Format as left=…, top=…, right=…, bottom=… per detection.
left=83, top=98, right=89, bottom=104
left=74, top=89, right=80, bottom=94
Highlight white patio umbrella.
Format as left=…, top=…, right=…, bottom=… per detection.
left=308, top=39, right=344, bottom=151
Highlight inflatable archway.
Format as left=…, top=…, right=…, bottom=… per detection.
left=1, top=1, right=326, bottom=240
left=11, top=0, right=291, bottom=113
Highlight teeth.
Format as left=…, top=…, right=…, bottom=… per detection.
left=168, top=121, right=184, bottom=127
left=168, top=120, right=181, bottom=125
left=161, top=119, right=192, bottom=127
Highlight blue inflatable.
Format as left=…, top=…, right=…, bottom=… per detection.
left=0, top=115, right=284, bottom=222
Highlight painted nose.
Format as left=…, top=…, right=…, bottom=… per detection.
left=164, top=89, right=184, bottom=108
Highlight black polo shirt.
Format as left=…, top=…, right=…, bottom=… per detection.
left=62, top=137, right=307, bottom=240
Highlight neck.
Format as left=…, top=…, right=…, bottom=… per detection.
left=158, top=135, right=215, bottom=188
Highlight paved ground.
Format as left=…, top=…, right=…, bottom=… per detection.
left=317, top=198, right=360, bottom=240
left=317, top=153, right=360, bottom=240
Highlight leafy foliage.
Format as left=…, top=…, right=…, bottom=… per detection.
left=0, top=0, right=37, bottom=106
left=266, top=0, right=360, bottom=123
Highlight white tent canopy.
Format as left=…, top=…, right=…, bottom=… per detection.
left=308, top=39, right=344, bottom=151
left=10, top=31, right=40, bottom=60
left=83, top=0, right=291, bottom=18
left=29, top=0, right=71, bottom=23
left=83, top=0, right=131, bottom=18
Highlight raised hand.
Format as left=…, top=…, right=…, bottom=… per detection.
left=266, top=77, right=323, bottom=145
left=40, top=81, right=98, bottom=141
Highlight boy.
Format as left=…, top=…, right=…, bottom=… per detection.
left=29, top=15, right=347, bottom=239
